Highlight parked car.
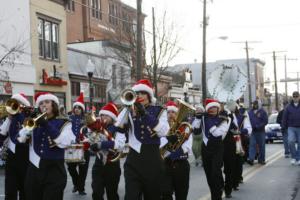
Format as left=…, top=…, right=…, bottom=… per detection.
left=265, top=113, right=283, bottom=143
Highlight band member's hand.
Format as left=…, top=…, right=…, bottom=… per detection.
left=90, top=142, right=101, bottom=152
left=166, top=134, right=178, bottom=144
left=134, top=102, right=146, bottom=116
left=36, top=116, right=48, bottom=127
left=195, top=113, right=203, bottom=119
left=240, top=128, right=248, bottom=135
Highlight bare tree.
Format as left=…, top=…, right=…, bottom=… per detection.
left=145, top=11, right=182, bottom=99
left=0, top=18, right=29, bottom=81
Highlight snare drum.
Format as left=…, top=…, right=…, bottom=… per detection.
left=65, top=144, right=85, bottom=163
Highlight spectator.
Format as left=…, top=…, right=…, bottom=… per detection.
left=277, top=101, right=290, bottom=158
left=247, top=100, right=268, bottom=165
left=282, top=91, right=300, bottom=165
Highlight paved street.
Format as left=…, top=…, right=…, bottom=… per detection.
left=0, top=143, right=299, bottom=200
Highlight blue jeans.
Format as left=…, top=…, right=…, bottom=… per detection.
left=287, top=127, right=300, bottom=160
left=248, top=131, right=266, bottom=162
left=282, top=130, right=290, bottom=156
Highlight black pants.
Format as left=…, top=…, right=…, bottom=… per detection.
left=91, top=156, right=121, bottom=200
left=223, top=140, right=236, bottom=196
left=201, top=141, right=224, bottom=200
left=5, top=146, right=29, bottom=200
left=161, top=159, right=190, bottom=200
left=241, top=134, right=249, bottom=162
left=67, top=151, right=90, bottom=192
left=124, top=144, right=163, bottom=200
left=25, top=160, right=67, bottom=200
left=235, top=155, right=244, bottom=185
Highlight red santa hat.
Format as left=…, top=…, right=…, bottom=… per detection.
left=205, top=98, right=220, bottom=111
left=73, top=91, right=85, bottom=111
left=132, top=79, right=156, bottom=103
left=11, top=93, right=30, bottom=107
left=34, top=92, right=59, bottom=106
left=99, top=102, right=119, bottom=121
left=165, top=101, right=178, bottom=112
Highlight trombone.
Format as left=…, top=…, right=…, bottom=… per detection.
left=23, top=112, right=47, bottom=131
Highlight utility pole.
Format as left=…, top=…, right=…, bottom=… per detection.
left=272, top=51, right=279, bottom=111
left=297, top=72, right=300, bottom=92
left=277, top=56, right=297, bottom=99
left=233, top=41, right=261, bottom=107
left=263, top=51, right=287, bottom=111
left=136, top=0, right=142, bottom=80
left=152, top=7, right=158, bottom=100
left=245, top=41, right=251, bottom=104
left=201, top=0, right=207, bottom=103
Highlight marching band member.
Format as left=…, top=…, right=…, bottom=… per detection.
left=160, top=101, right=192, bottom=200
left=0, top=93, right=31, bottom=200
left=234, top=102, right=252, bottom=185
left=195, top=99, right=231, bottom=200
left=116, top=79, right=169, bottom=200
left=18, top=92, right=75, bottom=200
left=192, top=104, right=205, bottom=167
left=67, top=92, right=90, bottom=195
left=89, top=102, right=126, bottom=200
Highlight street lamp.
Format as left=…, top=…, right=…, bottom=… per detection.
left=87, top=59, right=95, bottom=110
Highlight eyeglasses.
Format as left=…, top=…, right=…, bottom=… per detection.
left=293, top=95, right=299, bottom=98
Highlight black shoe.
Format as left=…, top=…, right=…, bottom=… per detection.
left=72, top=187, right=78, bottom=193
left=225, top=194, right=232, bottom=198
left=259, top=161, right=266, bottom=165
left=78, top=191, right=87, bottom=195
left=233, top=187, right=239, bottom=191
left=239, top=177, right=244, bottom=184
left=247, top=159, right=254, bottom=165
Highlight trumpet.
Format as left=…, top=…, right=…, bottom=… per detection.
left=23, top=112, right=47, bottom=131
left=0, top=99, right=21, bottom=118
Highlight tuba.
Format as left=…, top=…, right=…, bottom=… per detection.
left=161, top=99, right=195, bottom=157
left=208, top=64, right=248, bottom=156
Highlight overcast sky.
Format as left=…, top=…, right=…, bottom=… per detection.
left=122, top=0, right=300, bottom=93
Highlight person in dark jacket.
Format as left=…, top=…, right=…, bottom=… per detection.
left=247, top=100, right=268, bottom=165
left=282, top=91, right=300, bottom=165
left=277, top=101, right=290, bottom=158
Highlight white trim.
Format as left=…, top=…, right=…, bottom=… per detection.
left=132, top=84, right=156, bottom=103
left=167, top=106, right=178, bottom=113
left=73, top=102, right=85, bottom=111
left=36, top=94, right=59, bottom=106
left=12, top=94, right=30, bottom=107
left=205, top=102, right=220, bottom=111
left=99, top=110, right=117, bottom=121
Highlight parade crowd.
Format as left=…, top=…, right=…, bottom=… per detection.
left=0, top=78, right=299, bottom=200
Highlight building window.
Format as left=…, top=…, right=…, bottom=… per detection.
left=71, top=81, right=80, bottom=96
left=109, top=3, right=118, bottom=25
left=120, top=66, right=125, bottom=89
left=91, top=0, right=101, bottom=19
left=112, top=64, right=116, bottom=89
left=38, top=18, right=59, bottom=60
left=122, top=10, right=131, bottom=33
left=67, top=0, right=75, bottom=12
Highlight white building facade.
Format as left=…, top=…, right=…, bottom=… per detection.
left=0, top=0, right=36, bottom=103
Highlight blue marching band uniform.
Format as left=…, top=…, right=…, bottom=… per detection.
left=0, top=80, right=268, bottom=200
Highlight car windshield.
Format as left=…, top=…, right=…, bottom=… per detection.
left=268, top=114, right=278, bottom=124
